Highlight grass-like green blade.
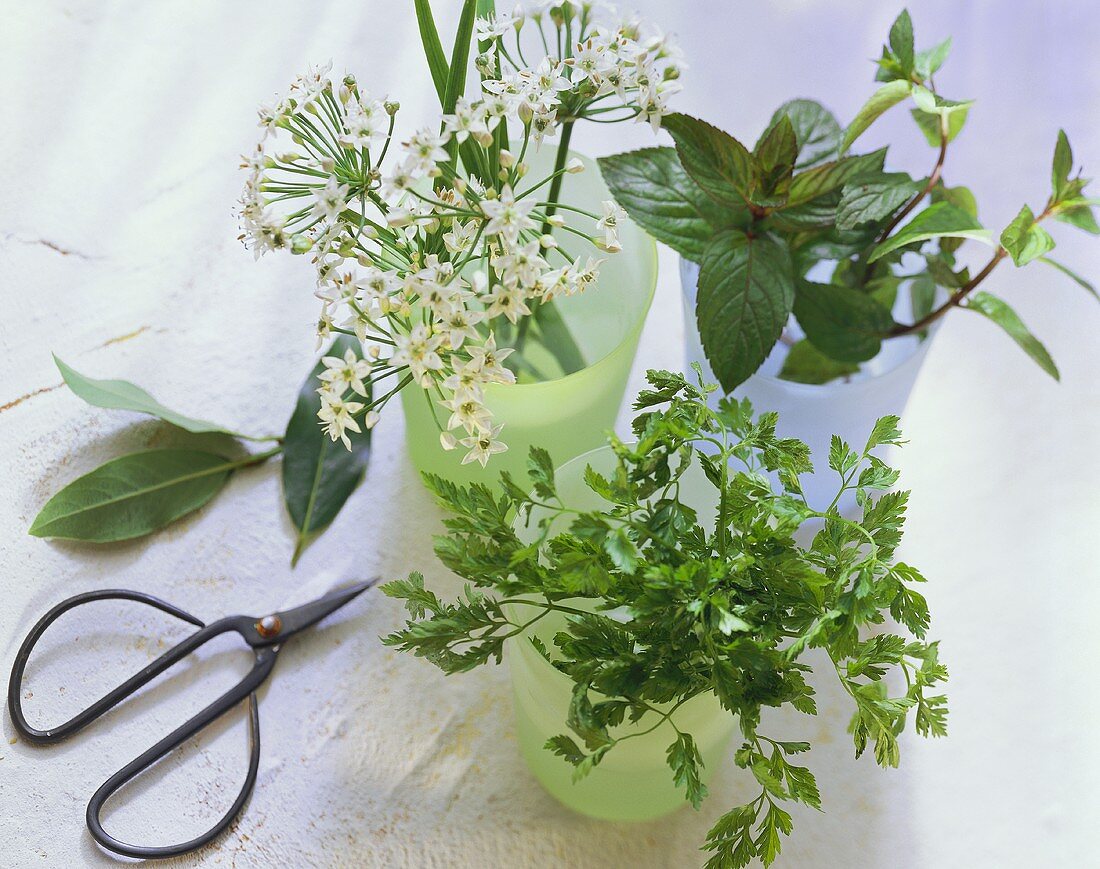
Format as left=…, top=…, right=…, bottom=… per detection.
left=444, top=0, right=477, bottom=114
left=414, top=0, right=449, bottom=104
left=29, top=449, right=243, bottom=542
left=54, top=354, right=270, bottom=441
left=282, top=337, right=372, bottom=566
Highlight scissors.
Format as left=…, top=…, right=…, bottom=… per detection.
left=6, top=579, right=376, bottom=859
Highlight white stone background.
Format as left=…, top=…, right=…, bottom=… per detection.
left=1, top=1, right=1098, bottom=866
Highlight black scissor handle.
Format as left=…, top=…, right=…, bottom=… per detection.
left=6, top=588, right=278, bottom=858
left=7, top=589, right=207, bottom=742
left=87, top=648, right=277, bottom=859
left=7, top=588, right=262, bottom=743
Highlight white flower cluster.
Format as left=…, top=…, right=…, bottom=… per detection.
left=238, top=4, right=676, bottom=466
left=477, top=1, right=683, bottom=136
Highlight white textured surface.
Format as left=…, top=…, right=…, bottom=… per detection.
left=1, top=2, right=1098, bottom=867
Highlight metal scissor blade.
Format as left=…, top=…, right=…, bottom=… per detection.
left=252, top=578, right=379, bottom=645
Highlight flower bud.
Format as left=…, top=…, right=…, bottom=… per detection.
left=320, top=156, right=335, bottom=172
left=384, top=100, right=400, bottom=116
left=440, top=431, right=457, bottom=451
left=499, top=149, right=516, bottom=168
left=566, top=156, right=585, bottom=174
left=367, top=344, right=381, bottom=359
left=547, top=214, right=566, bottom=228
left=364, top=411, right=381, bottom=429
left=515, top=161, right=529, bottom=178
left=539, top=234, right=558, bottom=249
left=475, top=53, right=495, bottom=76
left=291, top=234, right=314, bottom=254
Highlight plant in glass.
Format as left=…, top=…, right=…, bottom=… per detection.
left=240, top=0, right=682, bottom=468
left=600, top=9, right=1098, bottom=392
left=384, top=368, right=948, bottom=868
left=26, top=1, right=680, bottom=555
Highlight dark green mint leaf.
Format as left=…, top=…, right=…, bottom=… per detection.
left=663, top=113, right=758, bottom=209
left=598, top=147, right=748, bottom=262
left=696, top=230, right=796, bottom=391
left=793, top=282, right=895, bottom=362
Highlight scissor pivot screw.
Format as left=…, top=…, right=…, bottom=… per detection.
left=256, top=615, right=282, bottom=638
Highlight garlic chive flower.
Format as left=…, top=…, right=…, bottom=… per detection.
left=238, top=2, right=680, bottom=466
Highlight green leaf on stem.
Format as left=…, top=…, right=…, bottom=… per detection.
left=889, top=9, right=915, bottom=74
left=835, top=173, right=922, bottom=231
left=841, top=80, right=911, bottom=153
left=662, top=113, right=758, bottom=210
left=965, top=291, right=1060, bottom=380
left=793, top=282, right=895, bottom=362
left=282, top=337, right=372, bottom=565
left=666, top=732, right=708, bottom=809
left=1036, top=256, right=1099, bottom=302
left=786, top=148, right=887, bottom=207
left=768, top=99, right=842, bottom=170
left=1054, top=202, right=1100, bottom=235
left=915, top=36, right=952, bottom=79
left=910, top=86, right=972, bottom=118
left=696, top=230, right=796, bottom=392
left=778, top=340, right=858, bottom=385
left=930, top=184, right=978, bottom=217
left=598, top=148, right=747, bottom=262
left=869, top=202, right=992, bottom=262
left=1000, top=204, right=1056, bottom=266
left=1052, top=129, right=1073, bottom=200
left=53, top=355, right=263, bottom=440
left=29, top=448, right=257, bottom=542
left=910, top=106, right=968, bottom=146
left=753, top=114, right=799, bottom=206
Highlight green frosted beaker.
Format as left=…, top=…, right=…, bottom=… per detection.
left=506, top=446, right=738, bottom=821
left=400, top=152, right=657, bottom=488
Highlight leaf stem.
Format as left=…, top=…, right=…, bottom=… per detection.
left=877, top=124, right=948, bottom=245
left=887, top=247, right=1007, bottom=336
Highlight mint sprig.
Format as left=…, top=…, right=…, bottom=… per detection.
left=600, top=9, right=1098, bottom=389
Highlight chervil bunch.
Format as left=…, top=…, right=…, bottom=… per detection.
left=385, top=369, right=948, bottom=869
left=238, top=4, right=677, bottom=466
